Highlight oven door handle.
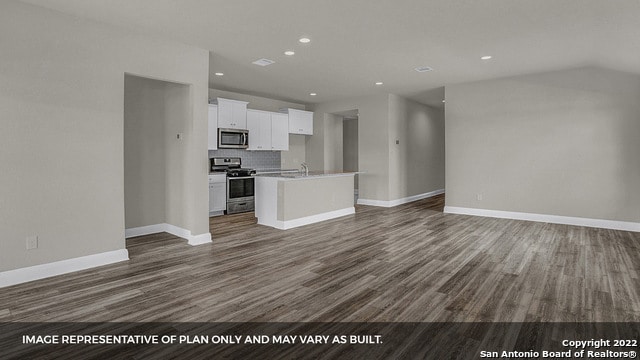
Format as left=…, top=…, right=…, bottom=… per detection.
left=228, top=176, right=255, bottom=180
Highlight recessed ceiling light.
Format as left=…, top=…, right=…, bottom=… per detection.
left=299, top=37, right=311, bottom=43
left=375, top=82, right=383, bottom=85
left=284, top=51, right=295, bottom=56
left=309, top=93, right=317, bottom=96
left=214, top=72, right=224, bottom=76
left=442, top=100, right=445, bottom=103
left=481, top=55, right=492, bottom=60
left=252, top=58, right=275, bottom=66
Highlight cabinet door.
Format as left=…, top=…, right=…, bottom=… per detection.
left=247, top=110, right=272, bottom=150
left=299, top=111, right=313, bottom=135
left=259, top=114, right=272, bottom=150
left=246, top=110, right=262, bottom=150
left=288, top=109, right=313, bottom=135
left=208, top=105, right=218, bottom=150
left=217, top=99, right=248, bottom=129
left=212, top=183, right=226, bottom=211
left=271, top=113, right=289, bottom=151
left=217, top=100, right=234, bottom=128
left=209, top=182, right=216, bottom=211
left=231, top=101, right=247, bottom=129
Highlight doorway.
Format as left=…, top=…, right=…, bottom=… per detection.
left=343, top=116, right=359, bottom=202
left=327, top=109, right=359, bottom=203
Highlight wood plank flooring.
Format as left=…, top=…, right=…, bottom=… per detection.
left=1, top=194, right=639, bottom=322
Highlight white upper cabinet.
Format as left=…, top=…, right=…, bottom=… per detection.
left=246, top=110, right=271, bottom=150
left=217, top=98, right=248, bottom=129
left=207, top=104, right=218, bottom=150
left=283, top=108, right=313, bottom=135
left=247, top=110, right=290, bottom=151
left=270, top=113, right=289, bottom=151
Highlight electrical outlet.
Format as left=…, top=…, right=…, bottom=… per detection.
left=26, top=235, right=38, bottom=250
left=176, top=133, right=183, bottom=140
left=476, top=194, right=483, bottom=201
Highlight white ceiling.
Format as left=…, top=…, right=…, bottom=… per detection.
left=21, top=0, right=640, bottom=107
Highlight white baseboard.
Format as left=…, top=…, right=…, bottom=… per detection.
left=358, top=189, right=445, bottom=207
left=124, top=224, right=166, bottom=238
left=444, top=206, right=640, bottom=233
left=0, top=249, right=129, bottom=288
left=265, top=207, right=356, bottom=230
left=125, top=223, right=212, bottom=246
left=188, top=233, right=213, bottom=246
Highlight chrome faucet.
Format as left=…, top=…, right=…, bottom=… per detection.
left=300, top=162, right=309, bottom=176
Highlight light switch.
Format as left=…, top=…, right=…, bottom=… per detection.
left=26, top=235, right=38, bottom=250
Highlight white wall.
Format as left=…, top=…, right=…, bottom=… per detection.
left=445, top=67, right=640, bottom=223
left=0, top=1, right=209, bottom=272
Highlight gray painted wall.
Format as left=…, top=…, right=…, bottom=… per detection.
left=0, top=1, right=209, bottom=272
left=445, top=67, right=640, bottom=222
left=282, top=135, right=306, bottom=171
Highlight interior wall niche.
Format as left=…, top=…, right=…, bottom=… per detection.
left=124, top=74, right=191, bottom=230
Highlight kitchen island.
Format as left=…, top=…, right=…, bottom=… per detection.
left=254, top=171, right=357, bottom=230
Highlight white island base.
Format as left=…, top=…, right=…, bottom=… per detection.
left=255, top=173, right=356, bottom=230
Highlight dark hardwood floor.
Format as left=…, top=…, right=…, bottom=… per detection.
left=1, top=194, right=639, bottom=322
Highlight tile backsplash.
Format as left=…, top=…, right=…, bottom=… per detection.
left=208, top=149, right=281, bottom=170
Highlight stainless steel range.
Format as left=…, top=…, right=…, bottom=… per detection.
left=210, top=157, right=256, bottom=214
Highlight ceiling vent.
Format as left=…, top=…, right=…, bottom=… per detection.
left=252, top=58, right=275, bottom=66
left=414, top=66, right=433, bottom=73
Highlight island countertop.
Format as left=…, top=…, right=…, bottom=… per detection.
left=254, top=171, right=360, bottom=180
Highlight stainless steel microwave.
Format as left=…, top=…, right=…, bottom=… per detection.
left=218, top=128, right=248, bottom=149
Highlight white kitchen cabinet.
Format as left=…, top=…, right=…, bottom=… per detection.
left=209, top=174, right=226, bottom=215
left=247, top=110, right=271, bottom=150
left=217, top=98, right=248, bottom=129
left=207, top=104, right=218, bottom=150
left=270, top=113, right=289, bottom=150
left=284, top=108, right=313, bottom=135
left=247, top=110, right=290, bottom=151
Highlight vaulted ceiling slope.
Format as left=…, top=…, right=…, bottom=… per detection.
left=21, top=0, right=640, bottom=106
